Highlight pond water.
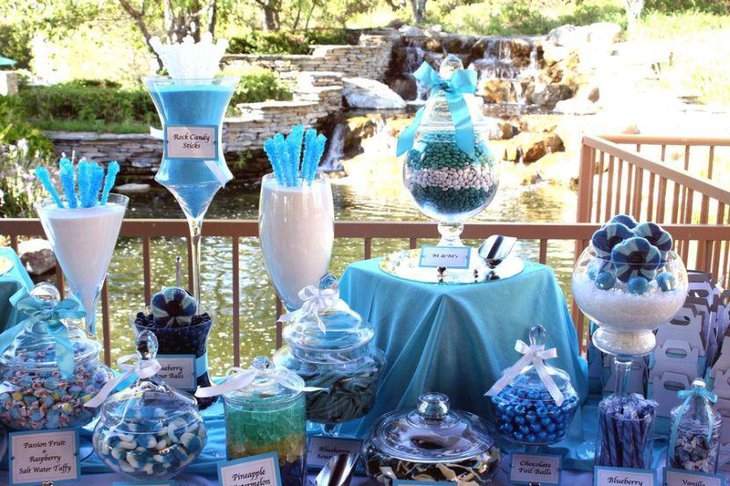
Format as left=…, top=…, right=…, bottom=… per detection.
left=105, top=159, right=578, bottom=375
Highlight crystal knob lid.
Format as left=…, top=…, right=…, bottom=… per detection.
left=251, top=356, right=274, bottom=371
left=136, top=330, right=158, bottom=360
left=30, top=282, right=61, bottom=303
left=691, top=378, right=707, bottom=390
left=417, top=392, right=450, bottom=420
left=529, top=325, right=547, bottom=347
left=439, top=54, right=464, bottom=78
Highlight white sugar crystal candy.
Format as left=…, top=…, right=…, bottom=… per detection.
left=150, top=32, right=229, bottom=79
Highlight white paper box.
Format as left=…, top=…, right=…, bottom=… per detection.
left=651, top=371, right=691, bottom=417
left=651, top=339, right=702, bottom=378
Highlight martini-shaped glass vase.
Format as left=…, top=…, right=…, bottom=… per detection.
left=35, top=193, right=128, bottom=334
left=144, top=76, right=238, bottom=302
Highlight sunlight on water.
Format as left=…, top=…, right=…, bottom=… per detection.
left=107, top=166, right=578, bottom=374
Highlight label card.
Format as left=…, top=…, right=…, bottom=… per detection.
left=594, top=466, right=656, bottom=486
left=165, top=125, right=216, bottom=159
left=418, top=246, right=471, bottom=269
left=510, top=453, right=561, bottom=485
left=306, top=436, right=363, bottom=469
left=114, top=482, right=176, bottom=486
left=394, top=481, right=454, bottom=486
left=9, top=429, right=80, bottom=485
left=217, top=451, right=282, bottom=486
left=156, top=354, right=197, bottom=391
left=664, top=468, right=726, bottom=486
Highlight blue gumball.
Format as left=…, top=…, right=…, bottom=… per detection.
left=595, top=271, right=615, bottom=290
left=627, top=276, right=650, bottom=294
left=656, top=272, right=676, bottom=292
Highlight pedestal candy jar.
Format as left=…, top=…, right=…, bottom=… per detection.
left=668, top=379, right=721, bottom=473
left=134, top=285, right=215, bottom=409
left=196, top=356, right=308, bottom=486
left=89, top=331, right=206, bottom=480
left=273, top=284, right=385, bottom=432
left=362, top=392, right=501, bottom=485
left=485, top=326, right=579, bottom=446
left=0, top=284, right=113, bottom=430
left=398, top=55, right=499, bottom=247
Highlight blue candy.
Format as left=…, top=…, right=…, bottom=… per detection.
left=151, top=287, right=197, bottom=327
left=634, top=222, right=672, bottom=254
left=611, top=237, right=662, bottom=282
left=627, top=276, right=650, bottom=294
left=595, top=271, right=616, bottom=290
left=609, top=214, right=638, bottom=229
left=656, top=273, right=676, bottom=292
left=592, top=223, right=634, bottom=258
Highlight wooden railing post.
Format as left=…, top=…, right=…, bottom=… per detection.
left=577, top=139, right=595, bottom=224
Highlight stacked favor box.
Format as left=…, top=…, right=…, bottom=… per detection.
left=707, top=287, right=730, bottom=470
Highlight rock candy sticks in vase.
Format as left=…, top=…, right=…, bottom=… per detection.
left=35, top=156, right=120, bottom=209
left=263, top=125, right=327, bottom=187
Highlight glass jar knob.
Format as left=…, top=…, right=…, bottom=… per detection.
left=439, top=54, right=464, bottom=78
left=136, top=330, right=159, bottom=360
left=30, top=282, right=61, bottom=302
left=417, top=392, right=450, bottom=421
left=529, top=325, right=547, bottom=347
left=251, top=356, right=274, bottom=371
left=691, top=378, right=707, bottom=390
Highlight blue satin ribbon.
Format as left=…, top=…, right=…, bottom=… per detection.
left=669, top=384, right=718, bottom=448
left=396, top=62, right=478, bottom=158
left=0, top=288, right=85, bottom=378
left=195, top=352, right=208, bottom=378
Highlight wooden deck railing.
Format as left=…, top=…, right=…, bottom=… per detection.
left=1, top=218, right=729, bottom=364
left=578, top=134, right=730, bottom=288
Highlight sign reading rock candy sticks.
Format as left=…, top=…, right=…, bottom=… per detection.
left=217, top=451, right=282, bottom=486
left=307, top=436, right=363, bottom=469
left=9, top=428, right=80, bottom=485
left=165, top=125, right=216, bottom=159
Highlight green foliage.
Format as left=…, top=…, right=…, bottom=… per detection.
left=0, top=25, right=32, bottom=69
left=645, top=0, right=730, bottom=14
left=0, top=97, right=53, bottom=156
left=228, top=29, right=350, bottom=55
left=304, top=29, right=350, bottom=45
left=226, top=69, right=293, bottom=108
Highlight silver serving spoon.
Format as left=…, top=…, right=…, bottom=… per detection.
left=314, top=453, right=359, bottom=486
left=478, top=235, right=517, bottom=269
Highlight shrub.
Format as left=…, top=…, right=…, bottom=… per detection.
left=229, top=31, right=310, bottom=55
left=0, top=24, right=32, bottom=69
left=304, top=29, right=350, bottom=45
left=645, top=0, right=730, bottom=14
left=222, top=68, right=293, bottom=110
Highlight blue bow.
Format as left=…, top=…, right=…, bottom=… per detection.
left=669, top=384, right=718, bottom=448
left=0, top=288, right=85, bottom=378
left=396, top=62, right=478, bottom=158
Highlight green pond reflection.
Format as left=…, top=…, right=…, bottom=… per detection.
left=105, top=165, right=578, bottom=375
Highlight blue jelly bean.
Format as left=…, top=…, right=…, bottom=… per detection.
left=628, top=276, right=650, bottom=294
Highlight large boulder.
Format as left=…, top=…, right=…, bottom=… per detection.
left=530, top=84, right=573, bottom=107
left=507, top=132, right=565, bottom=163
left=342, top=78, right=406, bottom=109
left=554, top=98, right=598, bottom=115
left=18, top=239, right=56, bottom=276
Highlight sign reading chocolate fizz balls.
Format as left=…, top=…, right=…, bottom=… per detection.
left=9, top=429, right=80, bottom=485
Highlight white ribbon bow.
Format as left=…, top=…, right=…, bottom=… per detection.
left=277, top=285, right=340, bottom=333
left=484, top=339, right=565, bottom=406
left=84, top=354, right=162, bottom=408
left=195, top=367, right=325, bottom=398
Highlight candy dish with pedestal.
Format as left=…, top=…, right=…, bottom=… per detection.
left=667, top=379, right=721, bottom=473
left=144, top=33, right=238, bottom=303
left=486, top=325, right=579, bottom=457
left=0, top=283, right=113, bottom=431
left=196, top=356, right=309, bottom=486
left=272, top=283, right=385, bottom=436
left=572, top=215, right=688, bottom=468
left=87, top=331, right=206, bottom=480
left=362, top=392, right=501, bottom=485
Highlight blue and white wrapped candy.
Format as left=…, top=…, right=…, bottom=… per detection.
left=592, top=222, right=635, bottom=258
left=634, top=222, right=673, bottom=256
left=150, top=287, right=197, bottom=327
left=611, top=237, right=662, bottom=283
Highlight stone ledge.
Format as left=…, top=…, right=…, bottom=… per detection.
left=44, top=131, right=156, bottom=141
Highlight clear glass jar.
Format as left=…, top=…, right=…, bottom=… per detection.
left=490, top=327, right=579, bottom=445
left=363, top=392, right=501, bottom=485
left=92, top=331, right=206, bottom=480
left=0, top=283, right=113, bottom=430
left=402, top=55, right=499, bottom=246
left=273, top=295, right=385, bottom=426
left=668, top=379, right=721, bottom=473
left=596, top=392, right=657, bottom=469
left=223, top=356, right=306, bottom=486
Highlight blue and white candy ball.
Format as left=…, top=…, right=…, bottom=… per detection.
left=151, top=287, right=197, bottom=327
left=592, top=222, right=635, bottom=258
left=610, top=237, right=662, bottom=284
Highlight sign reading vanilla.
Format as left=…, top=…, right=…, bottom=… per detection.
left=166, top=126, right=216, bottom=159
left=9, top=429, right=80, bottom=485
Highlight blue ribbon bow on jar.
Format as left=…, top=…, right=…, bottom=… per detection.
left=396, top=61, right=478, bottom=158
left=0, top=288, right=85, bottom=379
left=670, top=382, right=718, bottom=448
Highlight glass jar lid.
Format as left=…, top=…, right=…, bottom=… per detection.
left=282, top=287, right=374, bottom=353
left=369, top=392, right=496, bottom=463
left=418, top=55, right=488, bottom=133
left=223, top=356, right=305, bottom=405
left=99, top=331, right=197, bottom=426
left=0, top=283, right=100, bottom=369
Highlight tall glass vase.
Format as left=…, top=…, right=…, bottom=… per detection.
left=35, top=193, right=128, bottom=334
left=144, top=76, right=239, bottom=303
left=258, top=173, right=334, bottom=310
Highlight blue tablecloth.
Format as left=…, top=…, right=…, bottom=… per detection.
left=337, top=257, right=589, bottom=440
left=0, top=247, right=33, bottom=333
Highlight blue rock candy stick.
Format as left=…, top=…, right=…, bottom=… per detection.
left=263, top=138, right=285, bottom=185
left=88, top=163, right=104, bottom=207
left=100, top=161, right=120, bottom=205
left=287, top=125, right=305, bottom=183
left=76, top=160, right=92, bottom=208
left=302, top=128, right=317, bottom=184
left=34, top=166, right=65, bottom=208
left=273, top=133, right=292, bottom=186
left=59, top=158, right=78, bottom=208
left=310, top=133, right=327, bottom=181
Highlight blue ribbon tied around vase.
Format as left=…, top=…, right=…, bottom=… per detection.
left=396, top=61, right=479, bottom=158
left=0, top=288, right=85, bottom=379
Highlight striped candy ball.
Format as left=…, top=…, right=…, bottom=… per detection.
left=592, top=222, right=634, bottom=258
left=634, top=222, right=672, bottom=254
left=151, top=287, right=197, bottom=327
left=609, top=214, right=638, bottom=229
left=610, top=237, right=662, bottom=282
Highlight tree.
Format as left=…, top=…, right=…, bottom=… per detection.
left=253, top=0, right=282, bottom=31
left=409, top=0, right=427, bottom=23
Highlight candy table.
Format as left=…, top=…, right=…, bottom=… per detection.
left=337, top=257, right=589, bottom=439
left=0, top=247, right=33, bottom=333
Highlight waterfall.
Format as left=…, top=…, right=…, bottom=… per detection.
left=320, top=123, right=346, bottom=172
left=468, top=37, right=538, bottom=106
left=403, top=46, right=429, bottom=101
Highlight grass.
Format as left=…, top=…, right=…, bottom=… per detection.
left=30, top=119, right=154, bottom=134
